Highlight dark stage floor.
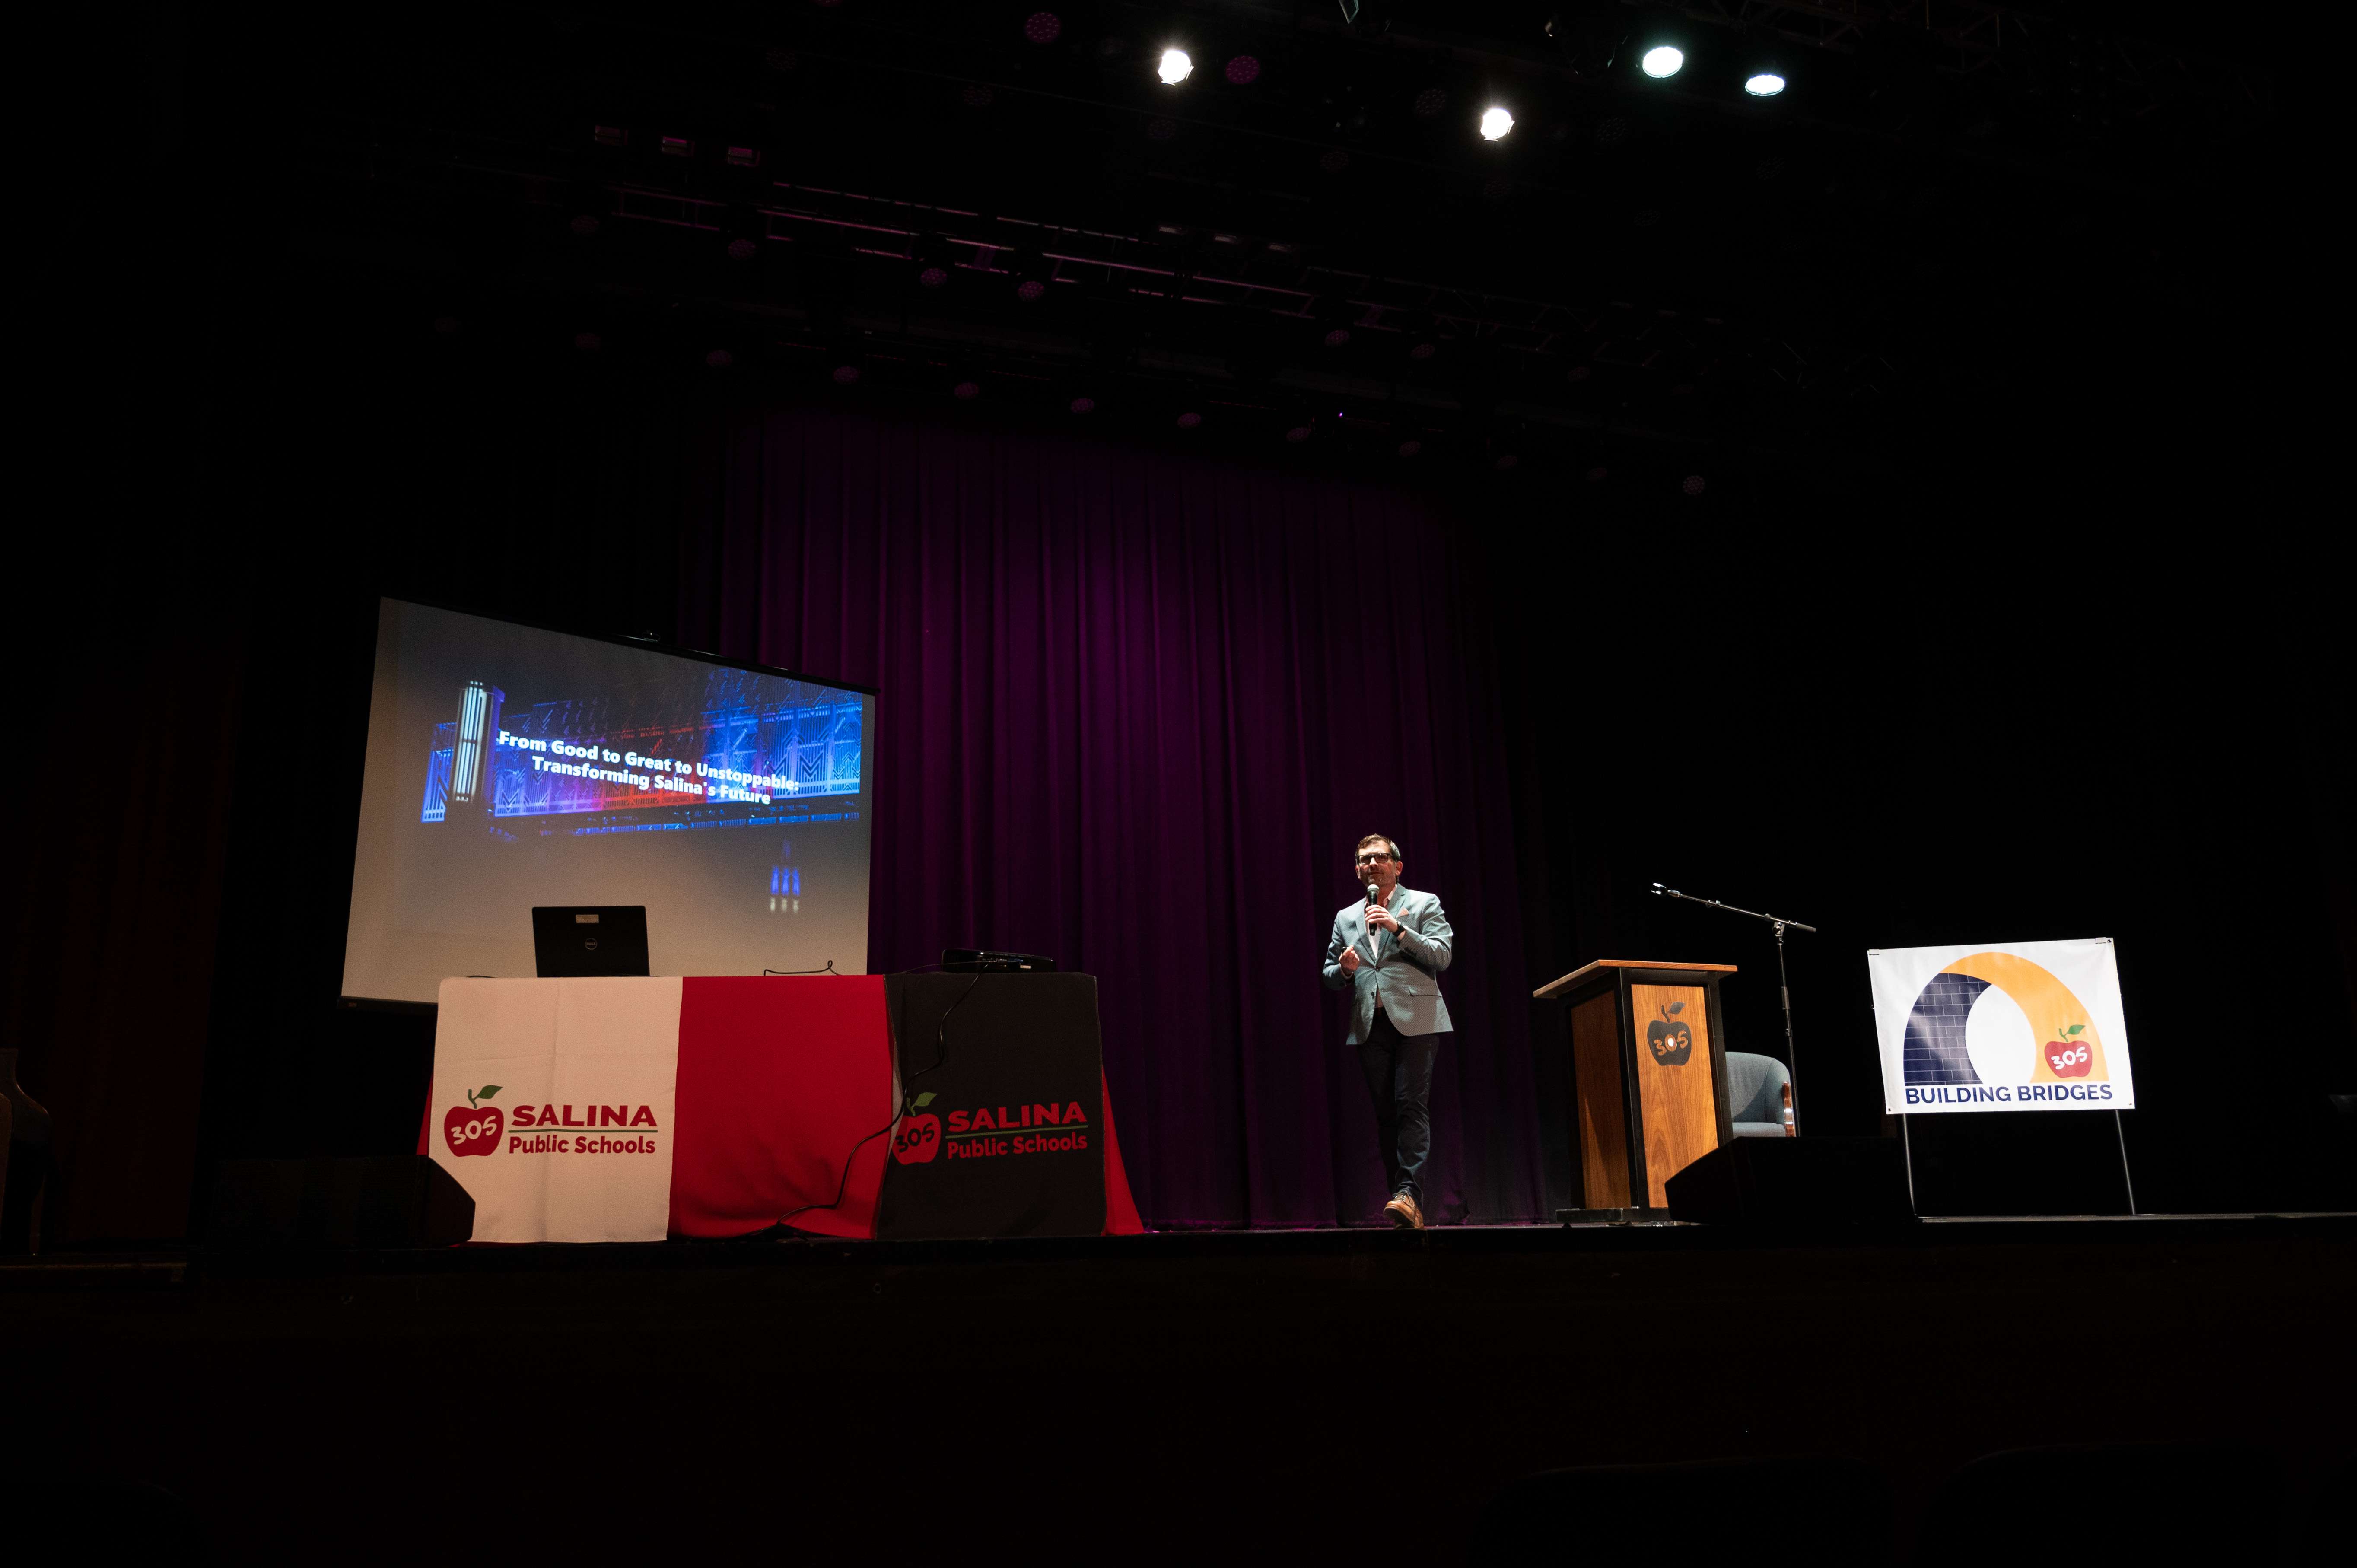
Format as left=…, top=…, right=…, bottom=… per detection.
left=9, top=1216, right=2351, bottom=1564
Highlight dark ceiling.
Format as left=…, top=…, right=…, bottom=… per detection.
left=168, top=1, right=2290, bottom=498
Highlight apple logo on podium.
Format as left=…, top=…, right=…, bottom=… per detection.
left=1646, top=1001, right=1694, bottom=1066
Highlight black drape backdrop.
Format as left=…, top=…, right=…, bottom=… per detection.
left=14, top=6, right=2347, bottom=1250
left=17, top=332, right=2354, bottom=1246
left=1498, top=523, right=2357, bottom=1218
left=672, top=406, right=1546, bottom=1225
left=4, top=620, right=242, bottom=1244
left=22, top=368, right=1561, bottom=1241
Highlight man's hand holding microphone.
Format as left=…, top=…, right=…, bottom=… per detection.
left=1341, top=877, right=1402, bottom=977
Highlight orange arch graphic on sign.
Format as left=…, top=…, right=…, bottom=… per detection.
left=1939, top=951, right=2108, bottom=1082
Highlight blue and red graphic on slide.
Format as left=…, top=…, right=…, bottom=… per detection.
left=421, top=667, right=862, bottom=827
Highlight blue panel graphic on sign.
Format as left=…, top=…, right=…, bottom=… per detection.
left=1903, top=971, right=1988, bottom=1085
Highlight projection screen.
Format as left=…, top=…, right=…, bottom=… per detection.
left=342, top=598, right=874, bottom=1002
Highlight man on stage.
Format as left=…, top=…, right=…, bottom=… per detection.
left=1322, top=834, right=1454, bottom=1229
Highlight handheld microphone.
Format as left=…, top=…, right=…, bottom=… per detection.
left=1365, top=881, right=1382, bottom=908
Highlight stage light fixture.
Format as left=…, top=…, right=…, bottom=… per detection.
left=832, top=364, right=860, bottom=384
left=1745, top=71, right=1786, bottom=97
left=1225, top=55, right=1260, bottom=85
left=1285, top=425, right=1311, bottom=443
left=1176, top=410, right=1202, bottom=428
left=1016, top=278, right=1047, bottom=302
left=1641, top=46, right=1684, bottom=79
left=919, top=264, right=949, bottom=288
left=1683, top=474, right=1707, bottom=495
left=953, top=380, right=981, bottom=399
left=574, top=331, right=601, bottom=352
left=1323, top=328, right=1351, bottom=347
left=726, top=238, right=757, bottom=261
left=705, top=350, right=733, bottom=370
left=1159, top=48, right=1193, bottom=85
left=1398, top=439, right=1421, bottom=456
left=1070, top=396, right=1096, bottom=414
left=1480, top=105, right=1514, bottom=140
left=1023, top=12, right=1061, bottom=45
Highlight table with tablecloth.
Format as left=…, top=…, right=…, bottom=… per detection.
left=419, top=973, right=1144, bottom=1242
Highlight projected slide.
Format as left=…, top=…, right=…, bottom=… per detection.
left=343, top=599, right=875, bottom=1002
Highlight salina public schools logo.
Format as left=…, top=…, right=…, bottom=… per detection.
left=1901, top=951, right=2112, bottom=1105
left=891, top=1092, right=1091, bottom=1165
left=1647, top=1000, right=1693, bottom=1066
left=442, top=1084, right=663, bottom=1158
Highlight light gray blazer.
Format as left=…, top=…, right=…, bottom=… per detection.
left=1321, top=886, right=1455, bottom=1044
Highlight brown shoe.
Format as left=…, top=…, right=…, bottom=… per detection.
left=1383, top=1193, right=1425, bottom=1230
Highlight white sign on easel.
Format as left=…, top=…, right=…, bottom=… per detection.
left=1868, top=937, right=2139, bottom=1212
left=1868, top=938, right=2135, bottom=1113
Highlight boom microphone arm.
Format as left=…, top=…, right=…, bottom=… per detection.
left=1651, top=883, right=1815, bottom=1128
left=1650, top=884, right=1816, bottom=934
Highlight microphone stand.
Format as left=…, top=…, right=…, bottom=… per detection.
left=1653, top=884, right=1816, bottom=1130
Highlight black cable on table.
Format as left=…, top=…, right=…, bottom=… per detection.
left=778, top=969, right=984, bottom=1229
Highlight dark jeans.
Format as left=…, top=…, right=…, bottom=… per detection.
left=1358, top=1010, right=1439, bottom=1205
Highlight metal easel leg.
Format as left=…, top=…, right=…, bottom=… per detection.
left=2112, top=1109, right=2139, bottom=1216
left=1900, top=1115, right=1919, bottom=1216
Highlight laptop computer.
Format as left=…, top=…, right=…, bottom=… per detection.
left=531, top=906, right=652, bottom=978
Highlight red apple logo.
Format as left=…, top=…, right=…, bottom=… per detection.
left=2045, top=1025, right=2093, bottom=1078
left=444, top=1084, right=505, bottom=1157
left=892, top=1092, right=941, bottom=1164
left=1645, top=1000, right=1693, bottom=1066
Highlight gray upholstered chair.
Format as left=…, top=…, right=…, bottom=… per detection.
left=1725, top=1051, right=1791, bottom=1137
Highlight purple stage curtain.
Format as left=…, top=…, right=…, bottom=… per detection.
left=675, top=407, right=1545, bottom=1227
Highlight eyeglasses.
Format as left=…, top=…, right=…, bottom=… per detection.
left=1354, top=854, right=1394, bottom=865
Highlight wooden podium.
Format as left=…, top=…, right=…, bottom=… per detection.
left=1533, top=960, right=1736, bottom=1219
